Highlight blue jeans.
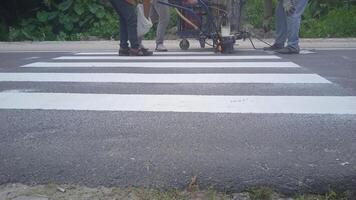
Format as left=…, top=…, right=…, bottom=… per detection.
left=110, top=0, right=139, bottom=49
left=275, top=0, right=308, bottom=49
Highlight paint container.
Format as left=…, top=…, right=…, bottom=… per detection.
left=221, top=36, right=236, bottom=54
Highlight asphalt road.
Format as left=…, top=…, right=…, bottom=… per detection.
left=0, top=48, right=355, bottom=194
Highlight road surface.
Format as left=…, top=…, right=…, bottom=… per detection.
left=0, top=48, right=355, bottom=194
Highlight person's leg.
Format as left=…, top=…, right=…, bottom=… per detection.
left=137, top=36, right=144, bottom=48
left=274, top=0, right=287, bottom=47
left=150, top=2, right=159, bottom=24
left=111, top=0, right=152, bottom=56
left=151, top=0, right=170, bottom=51
left=119, top=16, right=130, bottom=49
left=264, top=0, right=286, bottom=51
left=286, top=0, right=308, bottom=49
left=110, top=0, right=129, bottom=50
left=122, top=4, right=140, bottom=49
left=113, top=0, right=140, bottom=49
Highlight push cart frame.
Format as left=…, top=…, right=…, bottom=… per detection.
left=158, top=0, right=246, bottom=53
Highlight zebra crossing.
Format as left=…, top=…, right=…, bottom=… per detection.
left=0, top=51, right=356, bottom=114
left=0, top=73, right=330, bottom=83
left=22, top=61, right=300, bottom=68
left=53, top=55, right=281, bottom=60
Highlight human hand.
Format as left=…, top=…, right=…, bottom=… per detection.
left=283, top=0, right=296, bottom=16
left=184, top=0, right=198, bottom=5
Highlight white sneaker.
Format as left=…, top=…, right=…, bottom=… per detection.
left=155, top=44, right=168, bottom=52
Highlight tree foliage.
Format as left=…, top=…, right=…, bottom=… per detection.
left=245, top=0, right=356, bottom=38
left=0, top=0, right=118, bottom=41
left=0, top=0, right=355, bottom=41
left=301, top=1, right=356, bottom=38
left=308, top=0, right=355, bottom=18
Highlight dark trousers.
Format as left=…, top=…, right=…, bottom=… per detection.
left=110, top=0, right=139, bottom=49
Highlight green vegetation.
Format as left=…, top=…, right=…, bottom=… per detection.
left=244, top=0, right=268, bottom=29
left=301, top=6, right=356, bottom=38
left=1, top=0, right=118, bottom=41
left=247, top=187, right=274, bottom=200
left=295, top=190, right=352, bottom=200
left=0, top=18, right=8, bottom=41
left=0, top=0, right=355, bottom=41
left=245, top=0, right=356, bottom=38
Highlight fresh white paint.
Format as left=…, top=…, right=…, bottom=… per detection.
left=0, top=89, right=37, bottom=93
left=299, top=50, right=317, bottom=55
left=0, top=48, right=355, bottom=53
left=0, top=73, right=331, bottom=83
left=75, top=51, right=217, bottom=55
left=54, top=55, right=281, bottom=60
left=22, top=62, right=300, bottom=68
left=313, top=48, right=356, bottom=50
left=0, top=93, right=355, bottom=114
left=24, top=57, right=40, bottom=60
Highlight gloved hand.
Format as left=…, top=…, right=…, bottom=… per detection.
left=283, top=0, right=296, bottom=16
left=184, top=0, right=198, bottom=5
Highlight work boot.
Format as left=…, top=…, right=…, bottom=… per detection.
left=276, top=46, right=300, bottom=54
left=155, top=44, right=168, bottom=52
left=119, top=48, right=130, bottom=56
left=263, top=43, right=284, bottom=51
left=129, top=48, right=153, bottom=56
left=141, top=48, right=153, bottom=55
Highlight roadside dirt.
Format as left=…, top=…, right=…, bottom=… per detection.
left=2, top=183, right=353, bottom=200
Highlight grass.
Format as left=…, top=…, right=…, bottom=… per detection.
left=247, top=187, right=274, bottom=200
left=1, top=183, right=355, bottom=200
left=294, top=190, right=352, bottom=200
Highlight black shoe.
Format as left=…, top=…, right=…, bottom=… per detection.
left=276, top=46, right=300, bottom=54
left=119, top=48, right=130, bottom=56
left=141, top=48, right=154, bottom=56
left=129, top=48, right=153, bottom=56
left=263, top=44, right=284, bottom=51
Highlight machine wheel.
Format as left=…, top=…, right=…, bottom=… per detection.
left=180, top=39, right=190, bottom=50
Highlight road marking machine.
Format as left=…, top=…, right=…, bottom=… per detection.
left=158, top=0, right=249, bottom=53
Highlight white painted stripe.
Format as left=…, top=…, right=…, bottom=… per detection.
left=299, top=50, right=316, bottom=55
left=0, top=93, right=355, bottom=114
left=22, top=62, right=300, bottom=68
left=312, top=47, right=356, bottom=50
left=0, top=73, right=330, bottom=83
left=1, top=48, right=355, bottom=53
left=75, top=51, right=216, bottom=55
left=54, top=55, right=281, bottom=60
left=0, top=50, right=76, bottom=53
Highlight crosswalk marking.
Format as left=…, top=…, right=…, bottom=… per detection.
left=1, top=93, right=355, bottom=114
left=0, top=73, right=331, bottom=84
left=76, top=51, right=217, bottom=55
left=54, top=55, right=281, bottom=60
left=4, top=51, right=353, bottom=114
left=22, top=62, right=300, bottom=68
